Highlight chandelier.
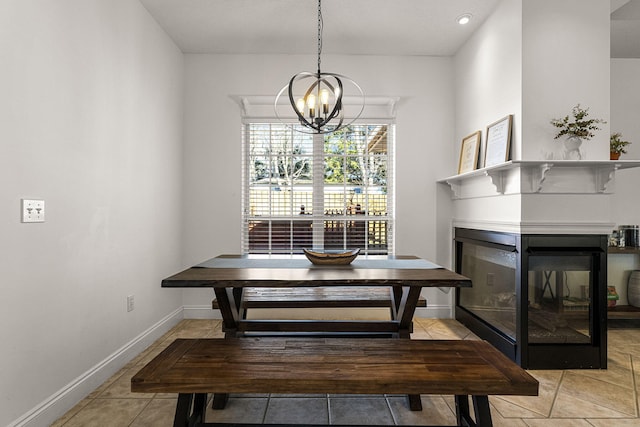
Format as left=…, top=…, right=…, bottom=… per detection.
left=275, top=0, right=364, bottom=134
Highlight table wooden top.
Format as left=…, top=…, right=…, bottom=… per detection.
left=131, top=338, right=538, bottom=397
left=161, top=254, right=471, bottom=288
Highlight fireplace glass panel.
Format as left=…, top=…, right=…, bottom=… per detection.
left=455, top=228, right=607, bottom=369
left=459, top=242, right=517, bottom=340
left=527, top=255, right=592, bottom=344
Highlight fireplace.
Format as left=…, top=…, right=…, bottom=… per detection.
left=454, top=228, right=607, bottom=369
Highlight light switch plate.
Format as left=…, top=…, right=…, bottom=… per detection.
left=22, top=199, right=45, bottom=223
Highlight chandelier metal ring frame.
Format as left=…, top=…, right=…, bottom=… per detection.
left=274, top=0, right=365, bottom=134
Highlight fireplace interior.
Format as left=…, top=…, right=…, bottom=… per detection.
left=455, top=228, right=607, bottom=369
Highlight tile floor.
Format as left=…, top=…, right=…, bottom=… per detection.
left=51, top=318, right=640, bottom=426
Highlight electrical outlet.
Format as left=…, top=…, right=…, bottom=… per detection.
left=127, top=295, right=135, bottom=312
left=22, top=199, right=45, bottom=223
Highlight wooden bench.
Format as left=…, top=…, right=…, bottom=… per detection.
left=212, top=287, right=426, bottom=337
left=131, top=338, right=538, bottom=427
left=211, top=286, right=427, bottom=409
left=212, top=286, right=427, bottom=310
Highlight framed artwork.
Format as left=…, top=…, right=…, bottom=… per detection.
left=458, top=131, right=481, bottom=174
left=484, top=114, right=513, bottom=167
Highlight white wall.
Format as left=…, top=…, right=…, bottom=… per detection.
left=522, top=0, right=611, bottom=160
left=609, top=59, right=640, bottom=305
left=4, top=1, right=638, bottom=423
left=611, top=59, right=640, bottom=219
left=454, top=0, right=611, bottom=164
left=611, top=60, right=640, bottom=164
left=454, top=0, right=523, bottom=166
left=611, top=59, right=640, bottom=226
left=0, top=1, right=184, bottom=425
left=449, top=0, right=614, bottom=235
left=181, top=53, right=456, bottom=317
left=448, top=0, right=523, bottom=230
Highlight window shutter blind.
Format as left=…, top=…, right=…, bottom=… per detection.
left=239, top=98, right=396, bottom=256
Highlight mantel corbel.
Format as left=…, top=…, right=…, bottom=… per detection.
left=595, top=164, right=619, bottom=193
left=485, top=169, right=505, bottom=194
left=522, top=163, right=553, bottom=193
left=445, top=180, right=462, bottom=199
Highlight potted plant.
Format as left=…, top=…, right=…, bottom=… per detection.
left=550, top=104, right=606, bottom=160
left=610, top=132, right=631, bottom=160
left=608, top=286, right=619, bottom=308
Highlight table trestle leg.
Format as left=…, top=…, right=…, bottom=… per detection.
left=174, top=393, right=207, bottom=427
left=454, top=395, right=493, bottom=427
left=408, top=394, right=423, bottom=411
left=397, top=285, right=423, bottom=410
left=213, top=288, right=239, bottom=337
left=212, top=286, right=240, bottom=409
left=471, top=395, right=492, bottom=427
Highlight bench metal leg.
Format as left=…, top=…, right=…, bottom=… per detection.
left=212, top=393, right=229, bottom=410
left=175, top=393, right=491, bottom=427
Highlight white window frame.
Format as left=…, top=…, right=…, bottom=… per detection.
left=238, top=96, right=397, bottom=256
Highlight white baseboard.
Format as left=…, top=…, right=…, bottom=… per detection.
left=415, top=305, right=454, bottom=319
left=9, top=307, right=183, bottom=427
left=183, top=304, right=221, bottom=319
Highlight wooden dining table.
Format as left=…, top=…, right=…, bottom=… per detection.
left=161, top=254, right=471, bottom=338
left=161, top=254, right=472, bottom=411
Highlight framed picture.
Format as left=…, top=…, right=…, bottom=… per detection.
left=484, top=114, right=513, bottom=167
left=458, top=131, right=481, bottom=174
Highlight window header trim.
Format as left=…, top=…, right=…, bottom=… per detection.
left=232, top=95, right=400, bottom=121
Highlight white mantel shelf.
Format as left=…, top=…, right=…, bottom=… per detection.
left=438, top=160, right=640, bottom=199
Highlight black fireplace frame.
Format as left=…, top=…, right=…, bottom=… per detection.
left=454, top=228, right=608, bottom=369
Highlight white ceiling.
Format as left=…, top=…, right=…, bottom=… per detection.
left=138, top=0, right=500, bottom=56
left=139, top=0, right=640, bottom=58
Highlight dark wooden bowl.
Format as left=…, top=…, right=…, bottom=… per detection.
left=303, top=248, right=360, bottom=265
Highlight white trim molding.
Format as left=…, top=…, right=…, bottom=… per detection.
left=232, top=95, right=400, bottom=121
left=453, top=219, right=616, bottom=235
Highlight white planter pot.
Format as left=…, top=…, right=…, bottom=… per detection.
left=562, top=136, right=583, bottom=160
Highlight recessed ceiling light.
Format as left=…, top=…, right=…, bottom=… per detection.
left=456, top=13, right=472, bottom=25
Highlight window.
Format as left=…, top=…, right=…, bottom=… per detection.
left=242, top=123, right=394, bottom=255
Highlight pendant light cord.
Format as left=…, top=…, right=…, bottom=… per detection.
left=317, top=0, right=323, bottom=75
left=275, top=0, right=364, bottom=134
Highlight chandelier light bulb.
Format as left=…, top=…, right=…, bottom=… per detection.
left=320, top=89, right=330, bottom=114
left=307, top=94, right=316, bottom=108
left=320, top=89, right=330, bottom=104
left=307, top=94, right=316, bottom=118
left=296, top=98, right=305, bottom=114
